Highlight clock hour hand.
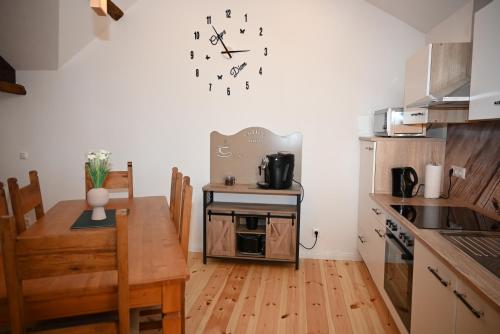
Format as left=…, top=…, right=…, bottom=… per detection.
left=221, top=49, right=251, bottom=55
left=212, top=25, right=232, bottom=59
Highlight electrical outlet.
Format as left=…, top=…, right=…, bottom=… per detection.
left=451, top=165, right=466, bottom=179
left=313, top=228, right=319, bottom=236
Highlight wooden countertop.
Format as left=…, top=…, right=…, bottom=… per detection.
left=203, top=183, right=302, bottom=195
left=359, top=136, right=446, bottom=142
left=370, top=194, right=500, bottom=311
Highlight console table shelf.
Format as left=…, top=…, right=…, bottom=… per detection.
left=203, top=183, right=302, bottom=269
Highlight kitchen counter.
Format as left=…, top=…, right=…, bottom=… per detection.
left=370, top=193, right=500, bottom=312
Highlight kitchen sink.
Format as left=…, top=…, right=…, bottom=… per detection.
left=440, top=231, right=500, bottom=278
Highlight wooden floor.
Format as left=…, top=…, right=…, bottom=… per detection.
left=143, top=252, right=400, bottom=334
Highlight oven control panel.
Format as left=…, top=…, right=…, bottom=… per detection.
left=385, top=215, right=415, bottom=251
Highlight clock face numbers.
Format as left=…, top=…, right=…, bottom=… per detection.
left=190, top=10, right=266, bottom=96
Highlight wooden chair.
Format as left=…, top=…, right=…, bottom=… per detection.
left=170, top=168, right=183, bottom=234
left=138, top=176, right=192, bottom=331
left=179, top=176, right=192, bottom=260
left=0, top=181, right=8, bottom=216
left=85, top=161, right=134, bottom=198
left=169, top=167, right=178, bottom=220
left=0, top=209, right=130, bottom=334
left=7, top=171, right=44, bottom=234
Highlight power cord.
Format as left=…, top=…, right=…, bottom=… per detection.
left=440, top=168, right=455, bottom=199
left=300, top=230, right=318, bottom=250
left=293, top=179, right=305, bottom=203
left=412, top=184, right=424, bottom=197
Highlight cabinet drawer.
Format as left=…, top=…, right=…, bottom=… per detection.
left=412, top=240, right=456, bottom=334
left=455, top=279, right=500, bottom=334
left=367, top=198, right=386, bottom=227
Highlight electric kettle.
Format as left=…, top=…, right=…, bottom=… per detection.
left=391, top=167, right=418, bottom=198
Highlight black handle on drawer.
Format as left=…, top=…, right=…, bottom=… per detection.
left=494, top=100, right=500, bottom=105
left=371, top=208, right=382, bottom=215
left=453, top=290, right=484, bottom=319
left=358, top=235, right=366, bottom=244
left=374, top=229, right=384, bottom=238
left=427, top=266, right=449, bottom=287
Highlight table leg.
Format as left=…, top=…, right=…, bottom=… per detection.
left=162, top=281, right=184, bottom=334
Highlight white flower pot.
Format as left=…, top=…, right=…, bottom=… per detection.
left=87, top=188, right=109, bottom=221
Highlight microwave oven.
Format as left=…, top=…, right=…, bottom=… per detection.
left=373, top=108, right=426, bottom=137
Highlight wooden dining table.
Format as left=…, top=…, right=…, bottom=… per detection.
left=0, top=196, right=189, bottom=333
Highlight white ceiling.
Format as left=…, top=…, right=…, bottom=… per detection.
left=365, top=0, right=470, bottom=32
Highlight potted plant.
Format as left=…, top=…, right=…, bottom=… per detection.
left=86, top=149, right=111, bottom=220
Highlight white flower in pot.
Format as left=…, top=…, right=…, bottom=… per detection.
left=86, top=149, right=111, bottom=220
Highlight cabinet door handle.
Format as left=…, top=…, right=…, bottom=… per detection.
left=358, top=235, right=366, bottom=244
left=427, top=266, right=449, bottom=287
left=494, top=100, right=500, bottom=105
left=374, top=229, right=385, bottom=238
left=410, top=112, right=425, bottom=116
left=371, top=208, right=382, bottom=215
left=453, top=290, right=484, bottom=319
left=365, top=146, right=374, bottom=151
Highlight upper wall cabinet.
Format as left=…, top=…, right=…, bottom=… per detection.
left=469, top=0, right=500, bottom=120
left=404, top=43, right=472, bottom=109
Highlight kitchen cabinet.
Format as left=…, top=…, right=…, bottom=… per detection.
left=266, top=217, right=296, bottom=260
left=206, top=213, right=235, bottom=257
left=469, top=0, right=500, bottom=120
left=357, top=140, right=385, bottom=290
left=412, top=240, right=456, bottom=334
left=412, top=239, right=500, bottom=334
left=357, top=140, right=375, bottom=259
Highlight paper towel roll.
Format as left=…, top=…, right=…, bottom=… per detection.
left=424, top=164, right=443, bottom=199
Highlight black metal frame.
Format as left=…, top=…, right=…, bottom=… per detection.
left=202, top=190, right=302, bottom=270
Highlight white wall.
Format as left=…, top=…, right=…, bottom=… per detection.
left=0, top=0, right=424, bottom=260
left=0, top=0, right=60, bottom=69
left=426, top=1, right=473, bottom=43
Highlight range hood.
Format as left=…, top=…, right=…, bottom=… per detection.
left=404, top=43, right=472, bottom=109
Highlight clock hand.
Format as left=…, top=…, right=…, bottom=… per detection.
left=212, top=25, right=232, bottom=59
left=221, top=49, right=251, bottom=55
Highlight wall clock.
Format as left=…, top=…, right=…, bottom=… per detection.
left=190, top=9, right=267, bottom=96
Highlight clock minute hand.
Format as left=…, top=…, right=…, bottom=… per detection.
left=221, top=49, right=251, bottom=55
left=212, top=25, right=232, bottom=59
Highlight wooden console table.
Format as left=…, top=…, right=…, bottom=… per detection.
left=202, top=183, right=302, bottom=269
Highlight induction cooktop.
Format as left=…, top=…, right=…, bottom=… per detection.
left=390, top=205, right=500, bottom=232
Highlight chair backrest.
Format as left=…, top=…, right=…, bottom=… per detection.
left=169, top=167, right=179, bottom=221
left=0, top=209, right=130, bottom=334
left=86, top=161, right=134, bottom=198
left=179, top=176, right=192, bottom=260
left=7, top=171, right=44, bottom=234
left=172, top=170, right=183, bottom=233
left=0, top=182, right=8, bottom=216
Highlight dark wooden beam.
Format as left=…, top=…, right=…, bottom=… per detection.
left=0, top=81, right=27, bottom=95
left=0, top=57, right=15, bottom=83
left=0, top=56, right=26, bottom=95
left=107, top=0, right=124, bottom=21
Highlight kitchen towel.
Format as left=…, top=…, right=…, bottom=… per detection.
left=424, top=164, right=443, bottom=199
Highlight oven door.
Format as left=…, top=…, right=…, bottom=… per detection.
left=384, top=229, right=413, bottom=332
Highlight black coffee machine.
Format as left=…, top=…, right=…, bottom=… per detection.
left=257, top=152, right=295, bottom=189
left=392, top=167, right=418, bottom=198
